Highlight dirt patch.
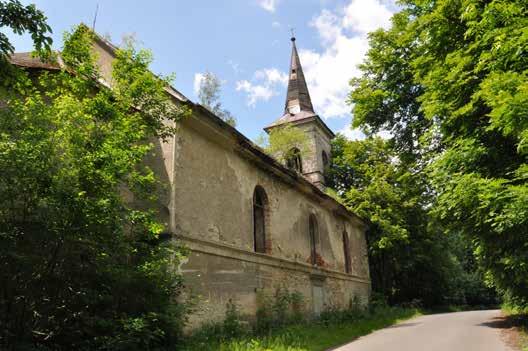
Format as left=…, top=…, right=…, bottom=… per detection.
left=484, top=313, right=528, bottom=350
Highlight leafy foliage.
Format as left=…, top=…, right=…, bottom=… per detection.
left=350, top=0, right=526, bottom=308
left=0, top=25, right=189, bottom=349
left=197, top=71, right=236, bottom=126
left=0, top=0, right=52, bottom=61
left=258, top=124, right=309, bottom=166
left=327, top=135, right=465, bottom=306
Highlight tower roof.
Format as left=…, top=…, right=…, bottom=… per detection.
left=264, top=36, right=334, bottom=139
left=284, top=36, right=314, bottom=114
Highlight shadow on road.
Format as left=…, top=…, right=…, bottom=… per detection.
left=387, top=322, right=421, bottom=329
left=477, top=315, right=525, bottom=329
left=477, top=314, right=527, bottom=350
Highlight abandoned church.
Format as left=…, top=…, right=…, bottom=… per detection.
left=10, top=33, right=371, bottom=327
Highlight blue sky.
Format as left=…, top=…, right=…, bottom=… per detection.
left=5, top=0, right=397, bottom=141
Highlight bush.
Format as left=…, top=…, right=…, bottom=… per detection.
left=256, top=287, right=305, bottom=333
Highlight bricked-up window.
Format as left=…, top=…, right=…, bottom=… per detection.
left=286, top=147, right=303, bottom=173
left=309, top=215, right=318, bottom=265
left=253, top=186, right=268, bottom=253
left=343, top=230, right=351, bottom=274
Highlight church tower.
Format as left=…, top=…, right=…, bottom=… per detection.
left=264, top=36, right=334, bottom=189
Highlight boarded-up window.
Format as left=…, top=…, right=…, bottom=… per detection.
left=309, top=215, right=318, bottom=265
left=343, top=230, right=351, bottom=274
left=253, top=186, right=268, bottom=253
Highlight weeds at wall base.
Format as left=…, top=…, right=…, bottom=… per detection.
left=182, top=290, right=421, bottom=351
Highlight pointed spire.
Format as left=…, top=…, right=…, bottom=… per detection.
left=284, top=36, right=314, bottom=115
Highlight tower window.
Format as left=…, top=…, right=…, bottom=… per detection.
left=309, top=214, right=318, bottom=265
left=286, top=147, right=303, bottom=173
left=253, top=186, right=268, bottom=253
left=322, top=151, right=329, bottom=168
left=343, top=230, right=351, bottom=274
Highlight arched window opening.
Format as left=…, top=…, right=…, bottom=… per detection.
left=253, top=186, right=268, bottom=253
left=322, top=151, right=329, bottom=169
left=286, top=147, right=303, bottom=173
left=309, top=215, right=318, bottom=265
left=342, top=230, right=351, bottom=274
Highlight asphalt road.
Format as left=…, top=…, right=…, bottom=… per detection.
left=334, top=310, right=515, bottom=351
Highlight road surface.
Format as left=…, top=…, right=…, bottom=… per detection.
left=334, top=310, right=515, bottom=351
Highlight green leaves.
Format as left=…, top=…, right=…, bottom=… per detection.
left=261, top=124, right=310, bottom=164
left=350, top=0, right=527, bottom=308
left=326, top=136, right=459, bottom=305
left=0, top=25, right=188, bottom=348
left=0, top=0, right=52, bottom=62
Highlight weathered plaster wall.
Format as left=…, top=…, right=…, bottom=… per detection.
left=171, top=111, right=370, bottom=327
left=89, top=38, right=370, bottom=327
left=296, top=122, right=332, bottom=188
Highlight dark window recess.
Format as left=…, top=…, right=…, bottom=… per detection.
left=343, top=230, right=351, bottom=274
left=286, top=147, right=303, bottom=173
left=322, top=151, right=329, bottom=168
left=309, top=215, right=318, bottom=265
left=253, top=186, right=267, bottom=253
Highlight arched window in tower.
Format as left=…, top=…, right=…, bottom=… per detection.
left=286, top=147, right=303, bottom=173
left=342, top=230, right=351, bottom=274
left=253, top=186, right=268, bottom=254
left=322, top=151, right=329, bottom=169
left=309, top=214, right=318, bottom=265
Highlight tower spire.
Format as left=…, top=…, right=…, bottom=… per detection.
left=284, top=36, right=314, bottom=115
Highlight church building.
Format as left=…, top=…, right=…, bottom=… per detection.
left=10, top=32, right=371, bottom=327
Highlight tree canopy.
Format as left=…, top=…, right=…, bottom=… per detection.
left=0, top=0, right=52, bottom=62
left=197, top=71, right=236, bottom=126
left=350, top=0, right=527, bottom=308
left=0, top=25, right=189, bottom=349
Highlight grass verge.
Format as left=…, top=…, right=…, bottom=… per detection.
left=182, top=307, right=422, bottom=351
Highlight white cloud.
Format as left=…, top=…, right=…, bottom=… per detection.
left=343, top=0, right=393, bottom=34
left=258, top=0, right=279, bottom=12
left=236, top=67, right=288, bottom=107
left=272, top=21, right=281, bottom=28
left=338, top=123, right=366, bottom=140
left=236, top=80, right=275, bottom=107
left=255, top=68, right=288, bottom=86
left=238, top=0, right=394, bottom=119
left=298, top=0, right=393, bottom=119
left=193, top=72, right=204, bottom=95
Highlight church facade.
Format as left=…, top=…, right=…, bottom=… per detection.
left=169, top=36, right=371, bottom=326
left=10, top=32, right=371, bottom=327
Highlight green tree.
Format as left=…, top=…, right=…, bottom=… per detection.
left=327, top=135, right=457, bottom=306
left=257, top=124, right=309, bottom=166
left=0, top=0, right=52, bottom=61
left=350, top=0, right=526, bottom=308
left=197, top=71, right=236, bottom=126
left=0, top=25, right=189, bottom=349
